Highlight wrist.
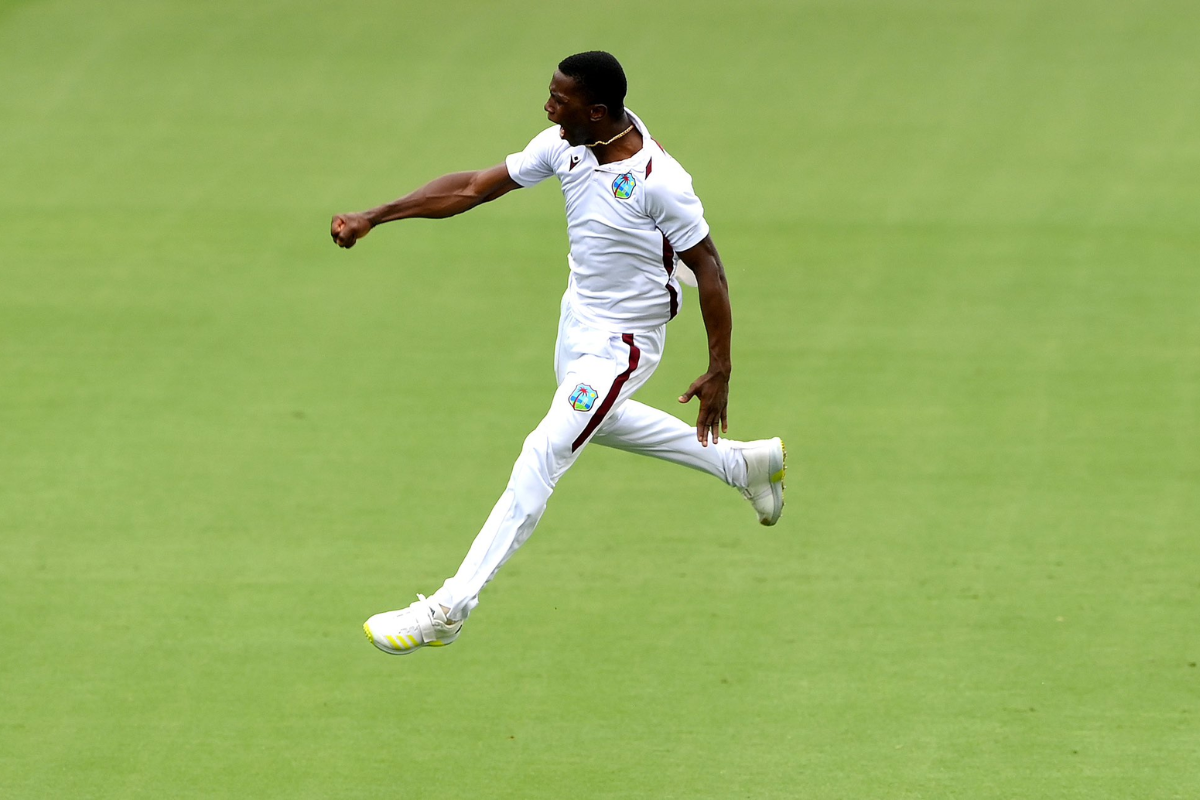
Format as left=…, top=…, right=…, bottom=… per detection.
left=707, top=359, right=731, bottom=378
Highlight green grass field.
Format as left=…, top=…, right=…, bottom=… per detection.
left=2, top=1, right=1198, bottom=797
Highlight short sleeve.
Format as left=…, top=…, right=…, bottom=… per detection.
left=644, top=166, right=710, bottom=252
left=505, top=126, right=563, bottom=188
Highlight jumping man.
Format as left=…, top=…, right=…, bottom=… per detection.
left=330, top=51, right=786, bottom=656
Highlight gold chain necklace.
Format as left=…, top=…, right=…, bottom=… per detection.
left=585, top=124, right=634, bottom=148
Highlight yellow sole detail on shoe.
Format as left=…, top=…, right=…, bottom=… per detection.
left=770, top=440, right=787, bottom=484
left=363, top=622, right=374, bottom=644
left=428, top=641, right=447, bottom=647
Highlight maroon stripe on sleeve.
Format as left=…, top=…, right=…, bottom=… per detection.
left=571, top=334, right=641, bottom=452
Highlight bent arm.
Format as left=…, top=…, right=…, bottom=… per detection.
left=677, top=234, right=733, bottom=444
left=680, top=235, right=732, bottom=379
left=331, top=163, right=521, bottom=248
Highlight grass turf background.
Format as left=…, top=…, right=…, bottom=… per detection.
left=1, top=0, right=1198, bottom=797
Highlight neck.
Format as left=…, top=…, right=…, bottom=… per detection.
left=589, top=114, right=642, bottom=165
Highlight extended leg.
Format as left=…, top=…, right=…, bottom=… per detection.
left=430, top=386, right=588, bottom=621
left=431, top=327, right=657, bottom=622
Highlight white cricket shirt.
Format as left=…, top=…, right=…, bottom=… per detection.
left=505, top=110, right=710, bottom=333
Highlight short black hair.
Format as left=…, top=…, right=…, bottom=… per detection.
left=558, top=51, right=627, bottom=117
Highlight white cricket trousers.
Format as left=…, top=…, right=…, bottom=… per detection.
left=431, top=298, right=748, bottom=620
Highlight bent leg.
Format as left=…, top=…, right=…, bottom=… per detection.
left=592, top=400, right=748, bottom=488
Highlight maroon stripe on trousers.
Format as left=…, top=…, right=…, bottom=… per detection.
left=660, top=231, right=679, bottom=319
left=571, top=334, right=641, bottom=452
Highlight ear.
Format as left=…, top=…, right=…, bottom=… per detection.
left=588, top=103, right=608, bottom=123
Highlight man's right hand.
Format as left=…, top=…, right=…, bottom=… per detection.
left=330, top=213, right=372, bottom=249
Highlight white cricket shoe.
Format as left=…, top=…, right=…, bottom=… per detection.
left=734, top=437, right=787, bottom=525
left=363, top=594, right=463, bottom=656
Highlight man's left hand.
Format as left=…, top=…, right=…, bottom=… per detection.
left=679, top=371, right=729, bottom=446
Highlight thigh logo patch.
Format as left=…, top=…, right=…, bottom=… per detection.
left=569, top=383, right=599, bottom=412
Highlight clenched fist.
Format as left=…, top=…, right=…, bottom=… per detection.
left=330, top=213, right=372, bottom=248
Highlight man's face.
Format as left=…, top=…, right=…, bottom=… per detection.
left=545, top=71, right=599, bottom=147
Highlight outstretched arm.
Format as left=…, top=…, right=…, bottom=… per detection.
left=331, top=163, right=521, bottom=249
left=676, top=234, right=733, bottom=446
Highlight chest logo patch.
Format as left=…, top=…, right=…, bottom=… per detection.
left=569, top=383, right=599, bottom=412
left=612, top=172, right=636, bottom=200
